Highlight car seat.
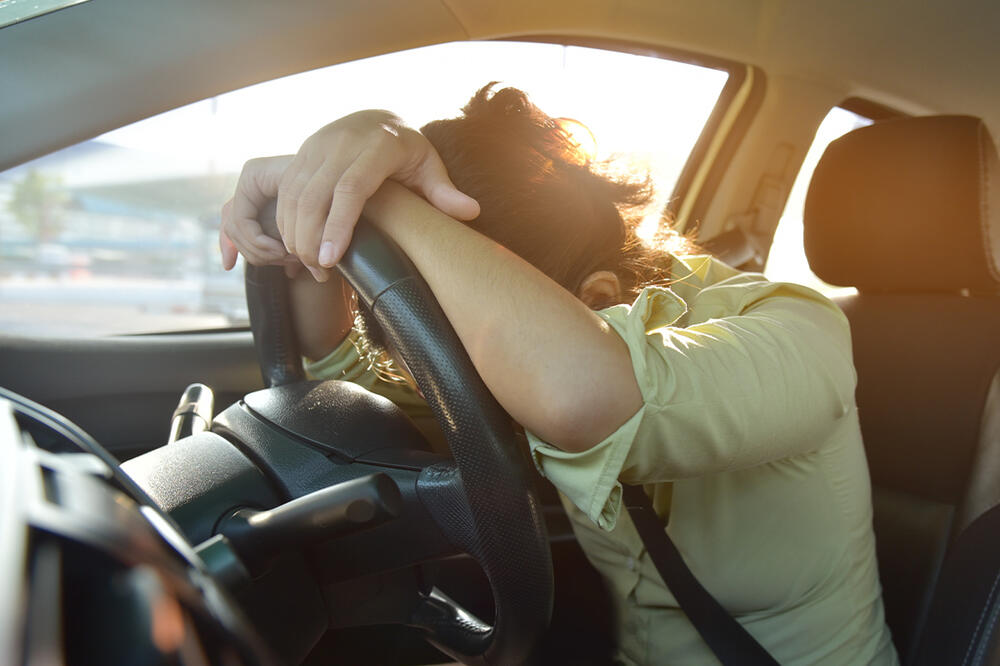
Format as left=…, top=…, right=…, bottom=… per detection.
left=803, top=114, right=1000, bottom=664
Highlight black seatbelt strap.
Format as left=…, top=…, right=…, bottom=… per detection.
left=622, top=484, right=780, bottom=666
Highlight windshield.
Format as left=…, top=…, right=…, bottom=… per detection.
left=0, top=41, right=728, bottom=337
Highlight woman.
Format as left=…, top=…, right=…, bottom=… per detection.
left=220, top=85, right=897, bottom=665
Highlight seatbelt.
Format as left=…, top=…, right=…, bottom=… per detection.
left=622, top=484, right=780, bottom=666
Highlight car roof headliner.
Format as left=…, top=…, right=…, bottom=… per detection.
left=1, top=0, right=998, bottom=171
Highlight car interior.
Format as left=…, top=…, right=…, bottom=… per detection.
left=2, top=1, right=999, bottom=664
left=804, top=114, right=1000, bottom=664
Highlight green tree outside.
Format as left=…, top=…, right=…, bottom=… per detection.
left=8, top=170, right=69, bottom=241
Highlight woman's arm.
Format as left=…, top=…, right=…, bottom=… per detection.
left=219, top=114, right=479, bottom=360
left=287, top=272, right=355, bottom=361
left=363, top=182, right=643, bottom=453
left=223, top=113, right=642, bottom=451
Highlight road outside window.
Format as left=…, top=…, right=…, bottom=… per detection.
left=0, top=41, right=727, bottom=337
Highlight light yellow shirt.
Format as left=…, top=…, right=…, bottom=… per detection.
left=308, top=254, right=898, bottom=666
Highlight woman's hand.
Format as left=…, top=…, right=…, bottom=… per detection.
left=274, top=110, right=479, bottom=281
left=220, top=153, right=360, bottom=360
left=220, top=155, right=295, bottom=271
left=218, top=110, right=479, bottom=359
left=219, top=111, right=479, bottom=281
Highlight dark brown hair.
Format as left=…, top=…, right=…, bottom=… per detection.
left=357, top=84, right=695, bottom=371
left=420, top=83, right=694, bottom=304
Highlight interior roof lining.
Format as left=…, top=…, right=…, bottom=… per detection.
left=1, top=0, right=997, bottom=171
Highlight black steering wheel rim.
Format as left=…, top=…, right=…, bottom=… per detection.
left=244, top=211, right=553, bottom=664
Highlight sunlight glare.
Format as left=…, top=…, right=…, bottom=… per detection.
left=764, top=107, right=871, bottom=296
left=556, top=118, right=599, bottom=162
left=97, top=41, right=728, bottom=212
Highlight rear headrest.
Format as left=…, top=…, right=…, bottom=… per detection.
left=804, top=115, right=1000, bottom=292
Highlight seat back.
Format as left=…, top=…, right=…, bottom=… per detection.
left=803, top=115, right=1000, bottom=662
left=912, top=502, right=1000, bottom=666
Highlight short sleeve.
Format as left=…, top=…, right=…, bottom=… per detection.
left=527, top=406, right=646, bottom=531
left=611, top=277, right=855, bottom=483
left=526, top=286, right=688, bottom=532
left=529, top=257, right=857, bottom=531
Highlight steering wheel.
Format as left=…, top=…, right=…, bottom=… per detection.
left=240, top=208, right=554, bottom=664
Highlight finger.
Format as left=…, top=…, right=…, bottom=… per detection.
left=276, top=153, right=313, bottom=254
left=230, top=237, right=278, bottom=266
left=225, top=210, right=286, bottom=262
left=219, top=198, right=239, bottom=268
left=233, top=156, right=292, bottom=226
left=226, top=204, right=287, bottom=254
left=306, top=265, right=331, bottom=282
left=228, top=226, right=285, bottom=266
left=318, top=148, right=394, bottom=267
left=219, top=228, right=238, bottom=270
left=226, top=156, right=295, bottom=264
left=221, top=201, right=271, bottom=264
left=410, top=152, right=481, bottom=221
left=295, top=160, right=342, bottom=269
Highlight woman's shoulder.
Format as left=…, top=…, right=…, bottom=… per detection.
left=623, top=253, right=848, bottom=331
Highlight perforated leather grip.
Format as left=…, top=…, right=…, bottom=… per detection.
left=245, top=200, right=305, bottom=388
left=339, top=222, right=553, bottom=664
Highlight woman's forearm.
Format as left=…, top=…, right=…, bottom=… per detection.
left=363, top=181, right=642, bottom=452
left=288, top=271, right=355, bottom=361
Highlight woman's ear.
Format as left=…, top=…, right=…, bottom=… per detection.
left=577, top=270, right=622, bottom=309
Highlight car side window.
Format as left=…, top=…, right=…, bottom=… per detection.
left=764, top=106, right=873, bottom=295
left=0, top=41, right=728, bottom=338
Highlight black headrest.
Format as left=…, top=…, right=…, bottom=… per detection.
left=804, top=115, right=1000, bottom=292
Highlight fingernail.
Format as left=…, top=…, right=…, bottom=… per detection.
left=319, top=241, right=337, bottom=267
